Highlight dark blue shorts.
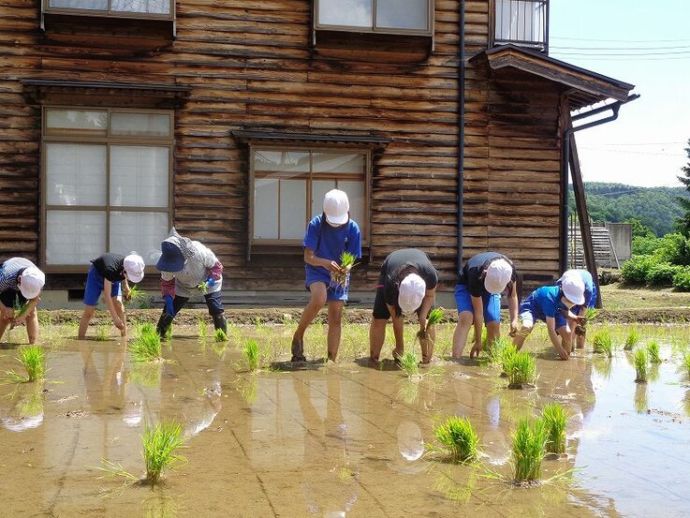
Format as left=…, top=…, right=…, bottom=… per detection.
left=305, top=270, right=349, bottom=302
left=84, top=266, right=121, bottom=306
left=454, top=284, right=501, bottom=324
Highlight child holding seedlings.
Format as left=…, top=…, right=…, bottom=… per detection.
left=452, top=251, right=519, bottom=359
left=0, top=258, right=45, bottom=344
left=557, top=269, right=597, bottom=350
left=155, top=229, right=227, bottom=339
left=369, top=248, right=438, bottom=365
left=512, top=275, right=585, bottom=360
left=78, top=253, right=145, bottom=339
left=291, top=189, right=362, bottom=362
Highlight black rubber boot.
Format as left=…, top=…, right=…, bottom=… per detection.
left=212, top=313, right=227, bottom=334
left=156, top=313, right=174, bottom=339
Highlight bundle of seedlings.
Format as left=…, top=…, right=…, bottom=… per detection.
left=330, top=251, right=357, bottom=288
left=624, top=329, right=640, bottom=351
left=142, top=421, right=186, bottom=485
left=214, top=328, right=228, bottom=343
left=12, top=296, right=30, bottom=321
left=646, top=341, right=661, bottom=364
left=505, top=351, right=536, bottom=388
left=633, top=348, right=648, bottom=383
left=130, top=325, right=162, bottom=363
left=592, top=330, right=614, bottom=358
left=7, top=345, right=46, bottom=383
left=433, top=416, right=479, bottom=463
left=416, top=307, right=445, bottom=363
left=512, top=418, right=547, bottom=484
left=244, top=339, right=260, bottom=372
left=399, top=350, right=421, bottom=381
left=575, top=307, right=598, bottom=336
left=487, top=337, right=516, bottom=372
left=541, top=403, right=568, bottom=456
left=125, top=284, right=145, bottom=307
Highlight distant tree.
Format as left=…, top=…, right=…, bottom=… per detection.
left=677, top=139, right=690, bottom=237
left=626, top=218, right=655, bottom=239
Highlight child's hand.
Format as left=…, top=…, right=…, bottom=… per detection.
left=114, top=319, right=125, bottom=331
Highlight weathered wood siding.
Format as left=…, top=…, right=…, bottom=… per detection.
left=0, top=0, right=462, bottom=291
left=463, top=0, right=563, bottom=284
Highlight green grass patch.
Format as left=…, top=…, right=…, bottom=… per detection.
left=433, top=416, right=479, bottom=463
left=142, top=421, right=186, bottom=485
left=541, top=403, right=568, bottom=455
left=512, top=418, right=547, bottom=483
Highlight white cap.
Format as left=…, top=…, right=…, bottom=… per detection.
left=561, top=272, right=585, bottom=306
left=124, top=253, right=145, bottom=283
left=484, top=258, right=513, bottom=294
left=19, top=266, right=45, bottom=300
left=398, top=273, right=426, bottom=314
left=323, top=189, right=349, bottom=226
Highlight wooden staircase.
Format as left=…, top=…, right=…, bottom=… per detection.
left=568, top=221, right=620, bottom=269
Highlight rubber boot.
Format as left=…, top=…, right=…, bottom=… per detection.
left=212, top=313, right=227, bottom=334
left=156, top=313, right=174, bottom=339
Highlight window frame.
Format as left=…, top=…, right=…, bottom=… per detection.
left=248, top=144, right=372, bottom=250
left=40, top=106, right=174, bottom=273
left=314, top=0, right=434, bottom=37
left=489, top=0, right=549, bottom=53
left=41, top=0, right=174, bottom=21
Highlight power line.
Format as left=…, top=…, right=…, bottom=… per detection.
left=552, top=45, right=690, bottom=51
left=552, top=36, right=690, bottom=43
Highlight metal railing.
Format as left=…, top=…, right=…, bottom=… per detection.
left=493, top=0, right=549, bottom=53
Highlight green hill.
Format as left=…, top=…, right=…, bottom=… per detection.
left=568, top=182, right=689, bottom=236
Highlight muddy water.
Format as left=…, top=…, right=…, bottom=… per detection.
left=1, top=328, right=689, bottom=517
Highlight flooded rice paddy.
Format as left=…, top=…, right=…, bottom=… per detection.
left=1, top=323, right=690, bottom=517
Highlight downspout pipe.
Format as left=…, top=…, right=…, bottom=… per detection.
left=456, top=0, right=466, bottom=275
left=559, top=94, right=640, bottom=273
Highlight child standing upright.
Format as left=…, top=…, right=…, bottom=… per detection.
left=155, top=230, right=226, bottom=339
left=78, top=253, right=145, bottom=339
left=291, top=189, right=362, bottom=363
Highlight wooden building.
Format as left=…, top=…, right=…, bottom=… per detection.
left=0, top=0, right=635, bottom=305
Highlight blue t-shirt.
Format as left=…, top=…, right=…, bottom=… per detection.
left=523, top=286, right=567, bottom=321
left=303, top=215, right=362, bottom=279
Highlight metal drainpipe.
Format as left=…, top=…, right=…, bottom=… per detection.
left=559, top=94, right=640, bottom=273
left=456, top=0, right=466, bottom=275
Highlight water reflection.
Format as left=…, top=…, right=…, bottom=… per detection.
left=1, top=383, right=45, bottom=432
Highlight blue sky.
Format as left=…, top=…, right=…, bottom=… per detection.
left=550, top=0, right=689, bottom=187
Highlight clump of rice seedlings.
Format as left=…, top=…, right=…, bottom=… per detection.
left=130, top=328, right=162, bottom=363
left=646, top=341, right=661, bottom=364
left=512, top=418, right=547, bottom=483
left=95, top=325, right=109, bottom=341
left=244, top=339, right=260, bottom=371
left=399, top=351, right=420, bottom=379
left=214, top=328, right=227, bottom=342
left=541, top=403, right=568, bottom=455
left=164, top=323, right=173, bottom=342
left=487, top=337, right=515, bottom=368
left=13, top=297, right=30, bottom=319
left=683, top=353, right=690, bottom=380
left=592, top=330, right=613, bottom=357
left=126, top=284, right=145, bottom=307
left=197, top=318, right=208, bottom=341
left=8, top=346, right=46, bottom=382
left=433, top=416, right=479, bottom=463
left=331, top=252, right=357, bottom=288
left=426, top=307, right=445, bottom=326
left=136, top=322, right=156, bottom=336
left=196, top=280, right=209, bottom=295
left=624, top=329, right=640, bottom=351
left=505, top=351, right=536, bottom=388
left=142, top=421, right=186, bottom=485
left=634, top=348, right=648, bottom=383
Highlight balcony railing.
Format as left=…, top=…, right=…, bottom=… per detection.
left=493, top=0, right=549, bottom=53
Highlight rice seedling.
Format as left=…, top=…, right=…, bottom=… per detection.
left=487, top=337, right=516, bottom=369
left=12, top=296, right=30, bottom=319
left=197, top=318, right=208, bottom=341
left=426, top=307, right=445, bottom=326
left=504, top=351, right=536, bottom=388
left=142, top=421, right=186, bottom=485
left=7, top=345, right=46, bottom=383
left=399, top=351, right=420, bottom=379
left=214, top=328, right=228, bottom=343
left=683, top=353, right=690, bottom=380
left=126, top=284, right=145, bottom=307
left=130, top=328, right=162, bottom=363
left=582, top=307, right=598, bottom=322
left=647, top=340, right=661, bottom=364
left=592, top=330, right=613, bottom=357
left=634, top=348, right=648, bottom=383
left=136, top=322, right=156, bottom=336
left=244, top=339, right=260, bottom=371
left=512, top=418, right=547, bottom=483
left=541, top=403, right=568, bottom=455
left=330, top=251, right=357, bottom=288
left=164, top=323, right=173, bottom=342
left=196, top=280, right=209, bottom=295
left=624, top=329, right=640, bottom=351
left=95, top=325, right=109, bottom=341
left=433, top=416, right=479, bottom=463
